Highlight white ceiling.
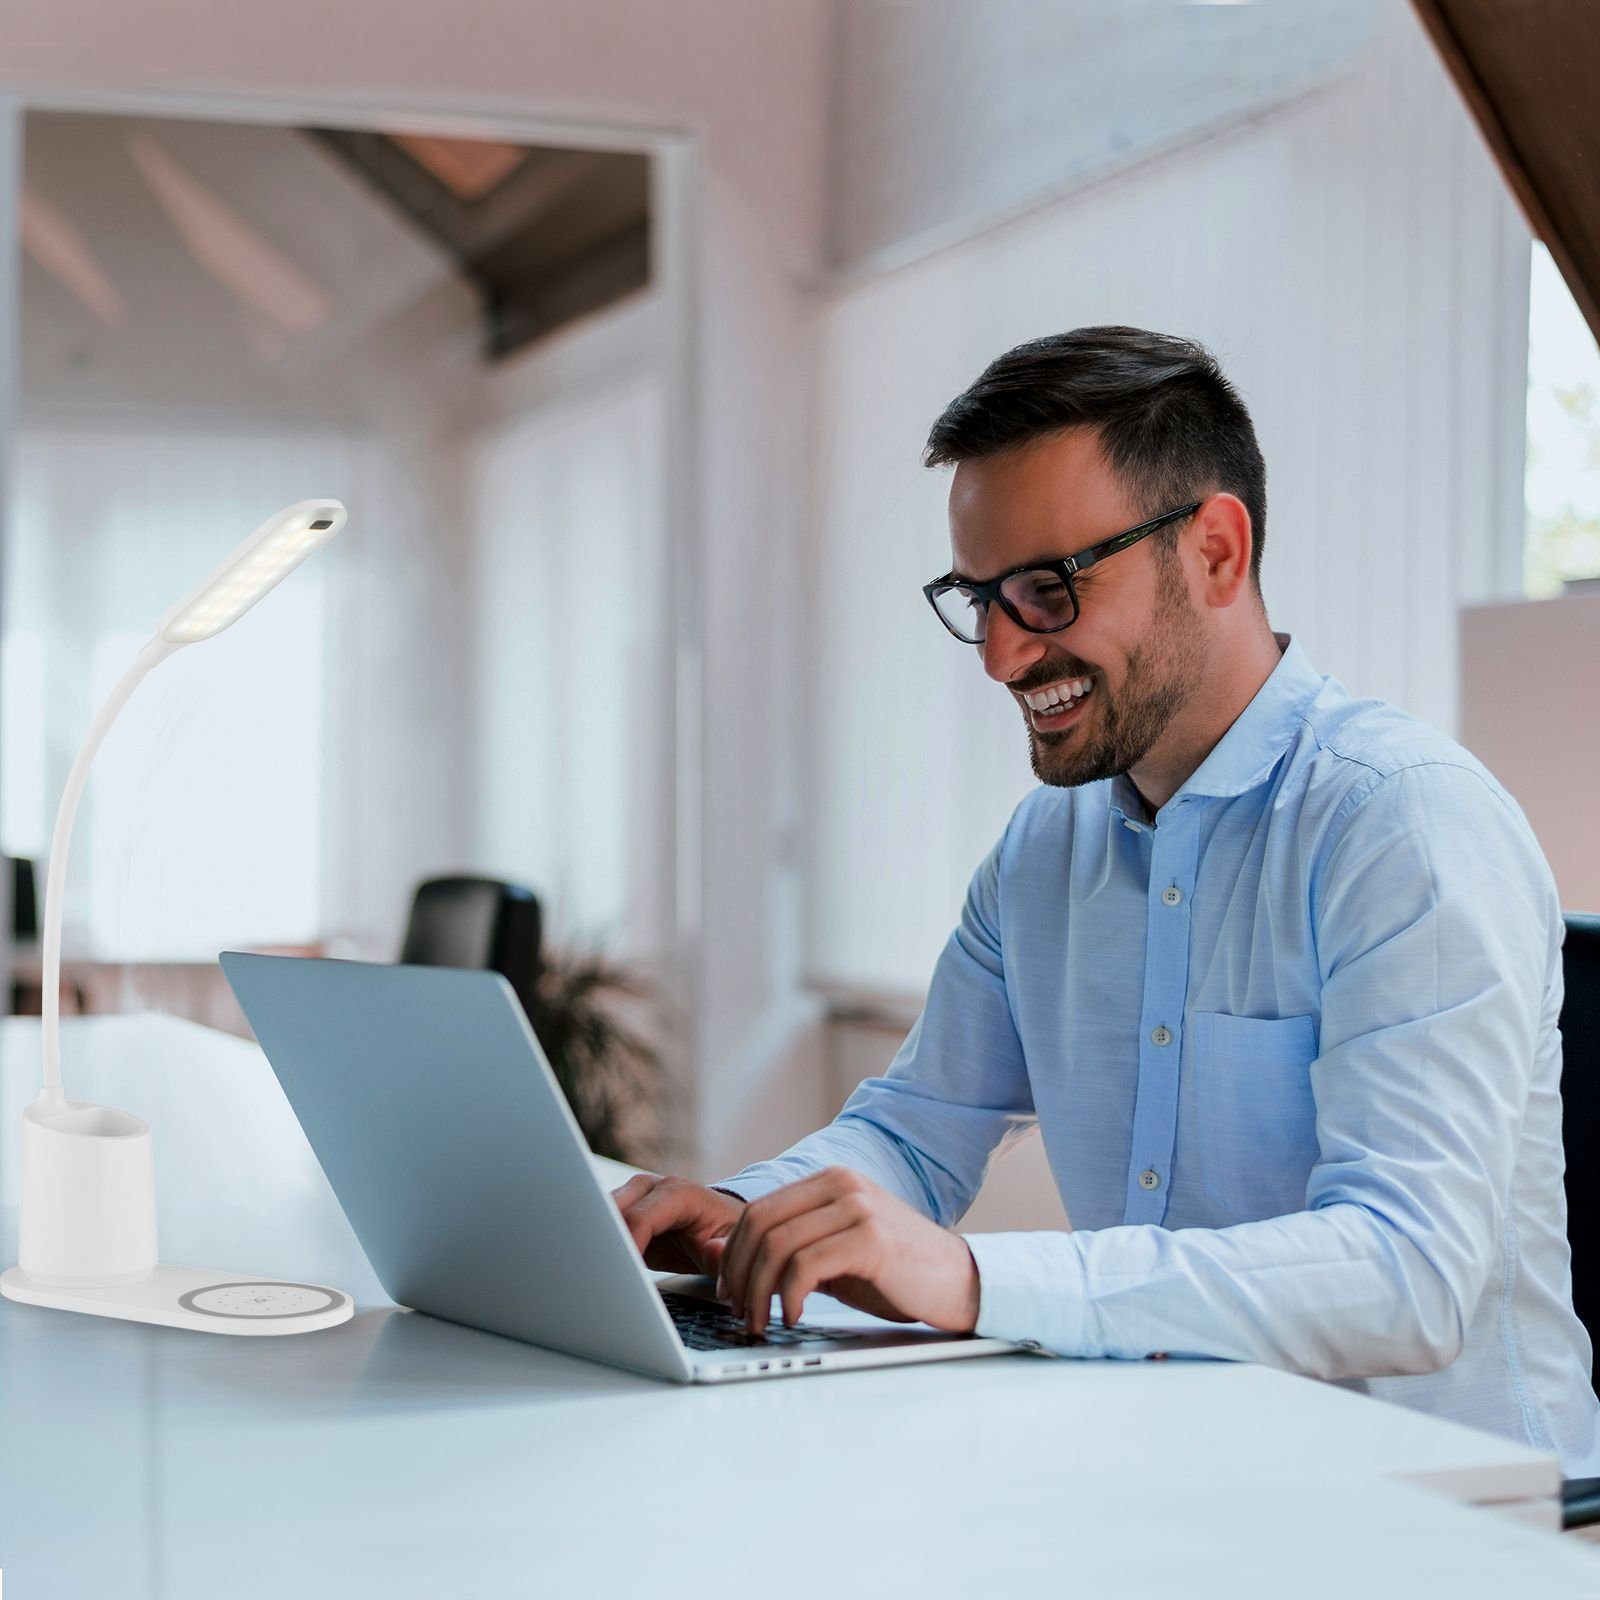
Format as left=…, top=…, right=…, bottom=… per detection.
left=19, top=111, right=483, bottom=426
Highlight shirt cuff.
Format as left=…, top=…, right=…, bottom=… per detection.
left=963, top=1231, right=1091, bottom=1355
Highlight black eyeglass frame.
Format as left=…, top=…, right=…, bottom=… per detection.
left=922, top=501, right=1203, bottom=644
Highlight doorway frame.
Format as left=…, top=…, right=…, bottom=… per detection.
left=0, top=89, right=705, bottom=1162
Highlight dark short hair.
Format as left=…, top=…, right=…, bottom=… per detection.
left=923, top=327, right=1268, bottom=589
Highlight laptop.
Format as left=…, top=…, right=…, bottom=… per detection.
left=219, top=952, right=1019, bottom=1383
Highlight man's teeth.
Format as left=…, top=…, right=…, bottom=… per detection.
left=1024, top=677, right=1094, bottom=712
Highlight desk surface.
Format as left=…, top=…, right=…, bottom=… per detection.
left=2, top=1015, right=1597, bottom=1599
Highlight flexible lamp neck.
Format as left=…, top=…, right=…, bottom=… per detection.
left=37, top=497, right=346, bottom=1107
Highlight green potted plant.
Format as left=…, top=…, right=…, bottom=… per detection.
left=523, top=944, right=668, bottom=1167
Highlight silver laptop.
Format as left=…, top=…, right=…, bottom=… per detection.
left=219, top=952, right=1018, bottom=1383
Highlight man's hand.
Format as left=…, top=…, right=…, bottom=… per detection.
left=717, top=1167, right=980, bottom=1336
left=611, top=1173, right=746, bottom=1278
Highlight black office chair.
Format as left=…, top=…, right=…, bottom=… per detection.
left=1559, top=913, right=1600, bottom=1529
left=6, top=855, right=39, bottom=1015
left=4, top=856, right=88, bottom=1018
left=11, top=855, right=38, bottom=942
left=399, top=875, right=543, bottom=1019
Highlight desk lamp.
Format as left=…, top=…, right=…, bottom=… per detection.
left=1, top=499, right=355, bottom=1334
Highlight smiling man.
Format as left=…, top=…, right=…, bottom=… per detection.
left=615, top=326, right=1600, bottom=1474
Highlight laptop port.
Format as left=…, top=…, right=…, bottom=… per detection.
left=804, top=1357, right=822, bottom=1367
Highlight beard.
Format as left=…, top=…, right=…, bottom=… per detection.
left=1024, top=553, right=1205, bottom=789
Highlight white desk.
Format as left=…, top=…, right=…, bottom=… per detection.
left=2, top=1016, right=1597, bottom=1599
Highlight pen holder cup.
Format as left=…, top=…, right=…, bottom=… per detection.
left=18, top=1098, right=158, bottom=1285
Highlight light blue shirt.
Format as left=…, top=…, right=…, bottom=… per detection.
left=723, top=636, right=1600, bottom=1476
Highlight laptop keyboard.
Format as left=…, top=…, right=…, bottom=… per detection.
left=660, top=1289, right=867, bottom=1352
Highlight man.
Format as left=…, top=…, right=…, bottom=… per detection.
left=615, top=326, right=1600, bottom=1474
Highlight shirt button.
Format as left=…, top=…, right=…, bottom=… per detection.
left=1139, top=1168, right=1161, bottom=1191
left=1150, top=1025, right=1173, bottom=1047
left=1161, top=886, right=1183, bottom=907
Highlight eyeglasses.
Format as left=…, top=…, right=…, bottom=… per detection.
left=922, top=502, right=1201, bottom=645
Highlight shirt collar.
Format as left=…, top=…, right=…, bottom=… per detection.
left=1169, top=632, right=1324, bottom=803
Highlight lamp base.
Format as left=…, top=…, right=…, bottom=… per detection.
left=0, top=1263, right=353, bottom=1335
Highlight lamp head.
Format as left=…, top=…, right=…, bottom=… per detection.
left=157, top=498, right=347, bottom=646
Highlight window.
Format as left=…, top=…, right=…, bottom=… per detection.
left=1525, top=242, right=1600, bottom=597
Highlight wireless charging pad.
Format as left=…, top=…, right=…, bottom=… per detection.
left=0, top=1263, right=353, bottom=1335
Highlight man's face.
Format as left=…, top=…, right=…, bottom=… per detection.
left=947, top=428, right=1208, bottom=790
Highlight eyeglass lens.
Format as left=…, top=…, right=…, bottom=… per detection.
left=932, top=568, right=1077, bottom=643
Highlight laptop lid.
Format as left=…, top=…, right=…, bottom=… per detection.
left=218, top=952, right=692, bottom=1383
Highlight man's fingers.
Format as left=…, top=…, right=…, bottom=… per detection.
left=735, top=1201, right=856, bottom=1332
left=611, top=1173, right=661, bottom=1217
left=720, top=1168, right=862, bottom=1308
left=610, top=1174, right=663, bottom=1253
left=611, top=1176, right=748, bottom=1275
left=611, top=1172, right=660, bottom=1200
left=776, top=1235, right=861, bottom=1333
left=617, top=1179, right=703, bottom=1257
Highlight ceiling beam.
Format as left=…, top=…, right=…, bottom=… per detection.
left=1411, top=0, right=1600, bottom=346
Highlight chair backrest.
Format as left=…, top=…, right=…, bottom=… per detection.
left=399, top=876, right=542, bottom=1016
left=1561, top=913, right=1600, bottom=1390
left=9, top=856, right=37, bottom=942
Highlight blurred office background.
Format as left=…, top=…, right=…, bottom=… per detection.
left=0, top=0, right=1594, bottom=1220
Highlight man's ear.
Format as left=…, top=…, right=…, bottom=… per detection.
left=1188, top=494, right=1254, bottom=609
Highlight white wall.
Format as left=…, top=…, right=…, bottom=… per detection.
left=315, top=428, right=477, bottom=959
left=826, top=0, right=1384, bottom=273
left=806, top=4, right=1532, bottom=996
left=467, top=372, right=668, bottom=960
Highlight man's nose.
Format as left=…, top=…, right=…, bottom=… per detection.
left=979, top=603, right=1049, bottom=686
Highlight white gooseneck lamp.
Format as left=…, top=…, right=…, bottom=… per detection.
left=1, top=499, right=355, bottom=1334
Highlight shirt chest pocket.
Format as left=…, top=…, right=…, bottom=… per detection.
left=1189, top=1011, right=1320, bottom=1221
